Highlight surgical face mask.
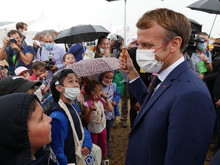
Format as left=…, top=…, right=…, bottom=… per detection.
left=63, top=87, right=80, bottom=101
left=102, top=80, right=111, bottom=87
left=197, top=42, right=207, bottom=51
left=40, top=41, right=44, bottom=46
left=22, top=30, right=27, bottom=36
left=45, top=43, right=54, bottom=50
left=99, top=48, right=106, bottom=54
left=136, top=49, right=163, bottom=73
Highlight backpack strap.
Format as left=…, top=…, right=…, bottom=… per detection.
left=86, top=99, right=93, bottom=108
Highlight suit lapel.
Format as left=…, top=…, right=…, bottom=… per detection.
left=132, top=60, right=190, bottom=129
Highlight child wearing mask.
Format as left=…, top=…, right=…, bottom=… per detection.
left=0, top=93, right=58, bottom=165
left=83, top=79, right=113, bottom=164
left=49, top=69, right=93, bottom=165
left=94, top=36, right=111, bottom=58
left=99, top=71, right=121, bottom=158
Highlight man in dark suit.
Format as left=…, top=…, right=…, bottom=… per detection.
left=119, top=8, right=216, bottom=165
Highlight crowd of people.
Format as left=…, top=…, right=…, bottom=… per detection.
left=0, top=8, right=220, bottom=165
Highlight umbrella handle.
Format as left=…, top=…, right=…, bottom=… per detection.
left=209, top=14, right=218, bottom=37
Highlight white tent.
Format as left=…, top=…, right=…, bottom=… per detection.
left=0, top=11, right=61, bottom=48
left=28, top=11, right=61, bottom=32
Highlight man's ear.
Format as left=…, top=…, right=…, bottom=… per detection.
left=170, top=36, right=182, bottom=53
left=55, top=85, right=64, bottom=93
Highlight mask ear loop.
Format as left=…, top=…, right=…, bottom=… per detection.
left=153, top=38, right=174, bottom=63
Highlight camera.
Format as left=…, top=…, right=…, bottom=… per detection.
left=45, top=53, right=55, bottom=70
left=8, top=38, right=17, bottom=44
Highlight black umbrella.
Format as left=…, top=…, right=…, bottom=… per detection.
left=188, top=0, right=220, bottom=14
left=187, top=0, right=220, bottom=36
left=188, top=18, right=202, bottom=34
left=54, top=24, right=110, bottom=44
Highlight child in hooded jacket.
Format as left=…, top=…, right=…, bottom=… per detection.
left=0, top=93, right=58, bottom=165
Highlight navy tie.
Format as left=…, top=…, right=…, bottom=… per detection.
left=148, top=76, right=161, bottom=97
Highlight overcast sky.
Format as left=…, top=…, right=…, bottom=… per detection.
left=1, top=0, right=220, bottom=39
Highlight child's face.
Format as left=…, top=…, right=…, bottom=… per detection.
left=21, top=71, right=30, bottom=80
left=92, top=84, right=103, bottom=98
left=64, top=54, right=76, bottom=66
left=28, top=101, right=52, bottom=152
left=63, top=73, right=79, bottom=88
left=33, top=66, right=45, bottom=77
left=102, top=72, right=114, bottom=86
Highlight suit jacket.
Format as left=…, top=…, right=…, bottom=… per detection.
left=126, top=60, right=216, bottom=165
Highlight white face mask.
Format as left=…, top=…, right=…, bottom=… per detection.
left=22, top=30, right=27, bottom=36
left=99, top=48, right=106, bottom=54
left=63, top=87, right=80, bottom=101
left=102, top=80, right=111, bottom=86
left=136, top=49, right=163, bottom=73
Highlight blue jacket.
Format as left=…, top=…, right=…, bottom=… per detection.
left=126, top=60, right=216, bottom=165
left=50, top=102, right=92, bottom=165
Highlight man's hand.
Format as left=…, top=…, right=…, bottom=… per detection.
left=2, top=37, right=9, bottom=47
left=10, top=42, right=20, bottom=51
left=50, top=65, right=58, bottom=72
left=119, top=49, right=139, bottom=81
left=197, top=73, right=204, bottom=80
left=199, top=54, right=209, bottom=64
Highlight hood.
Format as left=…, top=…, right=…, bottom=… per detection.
left=0, top=93, right=37, bottom=164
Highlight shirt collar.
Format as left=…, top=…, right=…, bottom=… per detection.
left=158, top=56, right=184, bottom=82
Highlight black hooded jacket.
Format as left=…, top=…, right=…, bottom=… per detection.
left=0, top=93, right=58, bottom=165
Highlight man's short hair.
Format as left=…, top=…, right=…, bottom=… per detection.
left=136, top=8, right=191, bottom=53
left=7, top=30, right=23, bottom=38
left=198, top=32, right=208, bottom=37
left=43, top=33, right=55, bottom=40
left=16, top=22, right=27, bottom=30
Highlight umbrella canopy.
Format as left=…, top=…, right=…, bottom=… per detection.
left=32, top=29, right=58, bottom=40
left=187, top=0, right=220, bottom=14
left=187, top=0, right=220, bottom=36
left=67, top=58, right=120, bottom=77
left=188, top=18, right=202, bottom=34
left=54, top=24, right=110, bottom=44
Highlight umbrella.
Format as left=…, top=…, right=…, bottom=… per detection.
left=67, top=58, right=120, bottom=77
left=188, top=18, right=202, bottom=34
left=187, top=0, right=220, bottom=36
left=188, top=0, right=220, bottom=14
left=54, top=24, right=110, bottom=44
left=32, top=29, right=58, bottom=40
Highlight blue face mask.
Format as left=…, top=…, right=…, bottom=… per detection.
left=40, top=41, right=44, bottom=46
left=197, top=42, right=207, bottom=51
left=45, top=43, right=54, bottom=50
